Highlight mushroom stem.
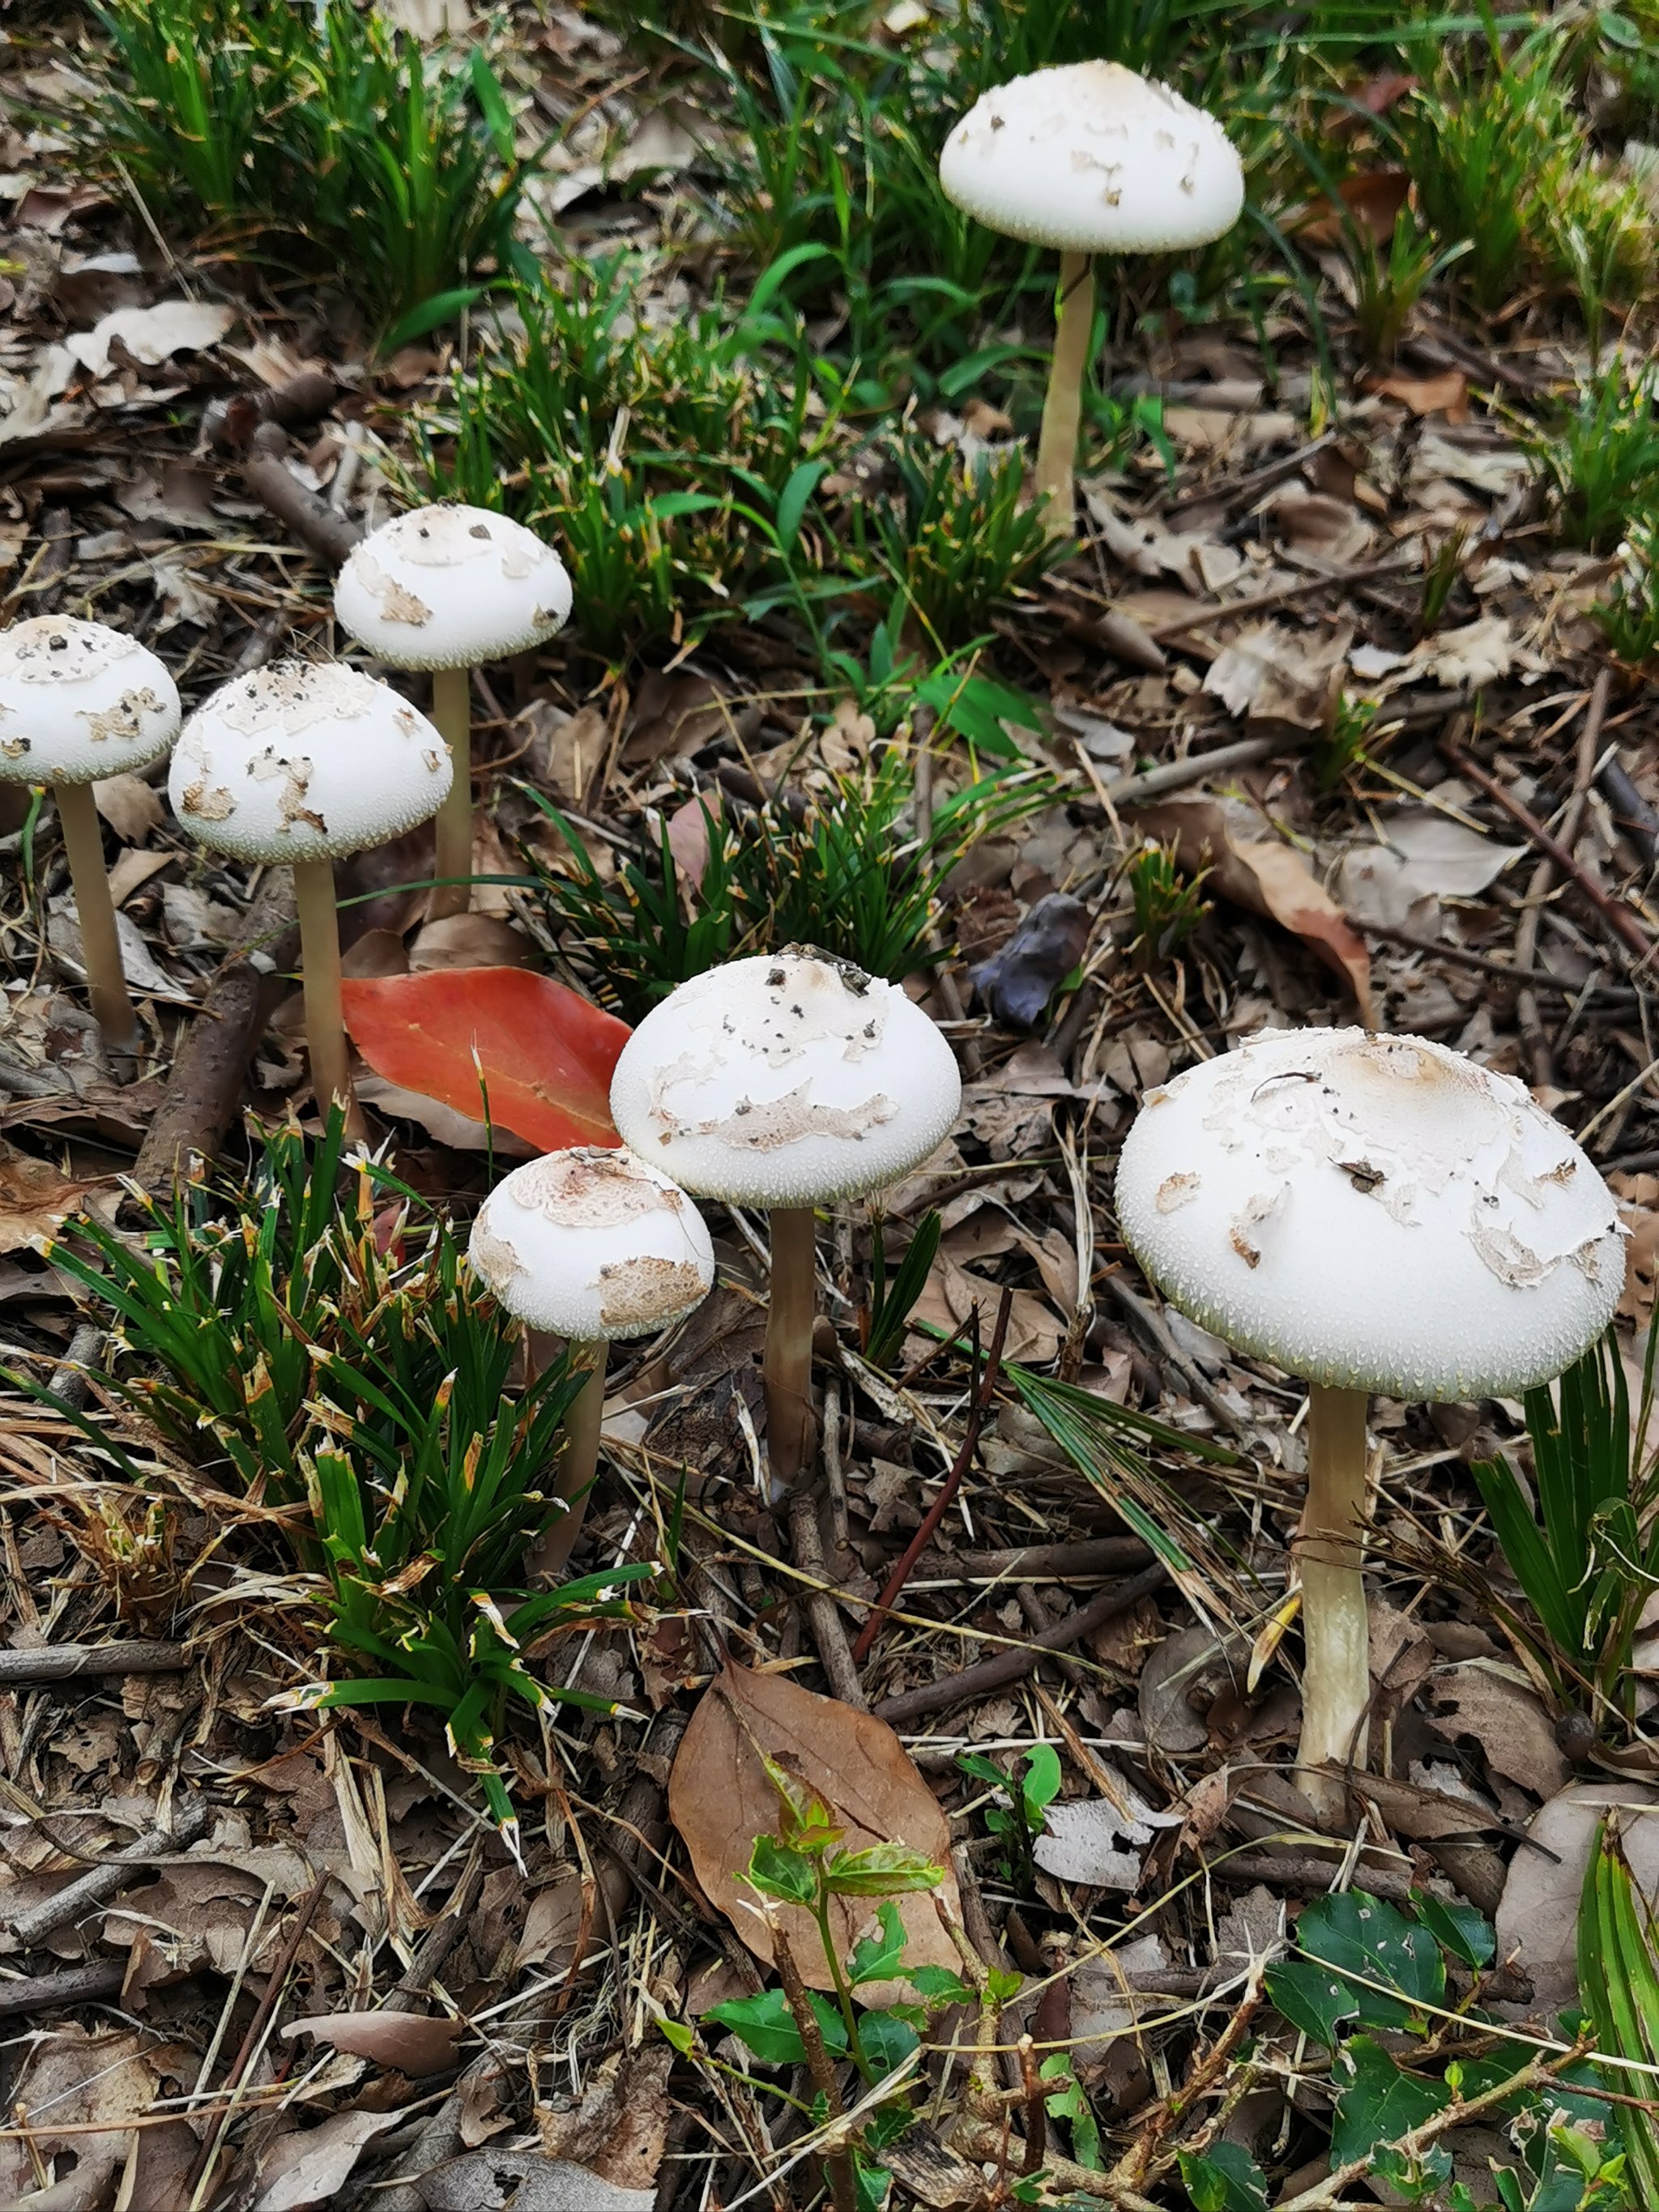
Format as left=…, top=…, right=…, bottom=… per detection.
left=54, top=779, right=136, bottom=1051
left=292, top=857, right=361, bottom=1140
left=1034, top=250, right=1095, bottom=540
left=1297, top=1382, right=1371, bottom=1818
left=766, top=1206, right=818, bottom=1492
left=525, top=1337, right=607, bottom=1582
left=429, top=663, right=473, bottom=923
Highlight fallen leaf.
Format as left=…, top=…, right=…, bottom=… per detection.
left=537, top=2042, right=672, bottom=2191
left=341, top=968, right=629, bottom=1152
left=283, top=2011, right=463, bottom=2076
left=1201, top=621, right=1350, bottom=730
left=969, top=892, right=1090, bottom=1027
left=0, top=1138, right=112, bottom=1252
left=1370, top=369, right=1470, bottom=422
left=92, top=773, right=164, bottom=842
left=1423, top=1660, right=1568, bottom=1801
left=1408, top=613, right=1515, bottom=690
left=1034, top=1779, right=1179, bottom=1889
left=408, top=914, right=539, bottom=972
left=66, top=300, right=237, bottom=379
left=1071, top=1933, right=1170, bottom=2056
left=511, top=1873, right=585, bottom=1974
left=418, top=2151, right=655, bottom=2211
left=0, top=2027, right=198, bottom=2212
left=668, top=1661, right=963, bottom=1990
left=1495, top=1782, right=1659, bottom=2014
left=1131, top=799, right=1375, bottom=1024
left=254, top=2108, right=405, bottom=2211
left=1296, top=167, right=1412, bottom=245
left=1138, top=1622, right=1222, bottom=1755
left=911, top=1248, right=1063, bottom=1365
left=1379, top=809, right=1521, bottom=897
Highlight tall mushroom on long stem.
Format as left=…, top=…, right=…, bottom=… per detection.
left=334, top=504, right=572, bottom=923
left=467, top=1147, right=714, bottom=1579
left=1115, top=1025, right=1626, bottom=1825
left=609, top=953, right=962, bottom=1491
left=0, top=617, right=181, bottom=1051
left=938, top=62, right=1243, bottom=538
left=168, top=661, right=450, bottom=1135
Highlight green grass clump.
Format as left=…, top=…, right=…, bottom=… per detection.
left=75, top=0, right=535, bottom=343
left=38, top=1111, right=647, bottom=1835
left=1529, top=357, right=1659, bottom=553
left=1597, top=523, right=1659, bottom=663
left=864, top=440, right=1058, bottom=646
left=523, top=748, right=1054, bottom=1022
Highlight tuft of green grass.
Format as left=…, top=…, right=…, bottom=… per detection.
left=40, top=1111, right=649, bottom=1835
left=1528, top=356, right=1659, bottom=554
left=1345, top=209, right=1469, bottom=366
left=1597, top=522, right=1659, bottom=664
left=1126, top=838, right=1212, bottom=965
left=74, top=0, right=538, bottom=343
left=864, top=439, right=1058, bottom=647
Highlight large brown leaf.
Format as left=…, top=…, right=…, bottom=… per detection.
left=1132, top=799, right=1376, bottom=1027
left=668, top=1661, right=962, bottom=1988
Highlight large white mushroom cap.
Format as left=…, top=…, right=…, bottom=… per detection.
left=468, top=1147, right=714, bottom=1341
left=609, top=952, right=962, bottom=1207
left=168, top=660, right=451, bottom=863
left=939, top=61, right=1243, bottom=254
left=0, top=616, right=180, bottom=786
left=334, top=503, right=573, bottom=671
left=1115, top=1026, right=1625, bottom=1401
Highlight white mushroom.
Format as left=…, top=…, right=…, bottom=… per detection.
left=469, top=1147, right=714, bottom=1575
left=0, top=616, right=181, bottom=1049
left=334, top=504, right=572, bottom=922
left=939, top=62, right=1243, bottom=536
left=609, top=951, right=962, bottom=1487
left=1115, top=1025, right=1626, bottom=1822
left=168, top=660, right=451, bottom=1132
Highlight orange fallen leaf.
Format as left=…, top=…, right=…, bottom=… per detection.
left=1132, top=799, right=1376, bottom=1027
left=1296, top=168, right=1411, bottom=247
left=283, top=2011, right=462, bottom=2077
left=341, top=967, right=629, bottom=1152
left=1369, top=368, right=1469, bottom=423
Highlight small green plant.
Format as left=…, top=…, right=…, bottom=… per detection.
left=1529, top=358, right=1659, bottom=554
left=864, top=1210, right=942, bottom=1370
left=1580, top=1820, right=1659, bottom=2200
left=523, top=751, right=1054, bottom=1022
left=866, top=440, right=1058, bottom=646
left=1126, top=837, right=1212, bottom=965
left=1596, top=522, right=1659, bottom=664
left=1346, top=208, right=1469, bottom=366
left=75, top=0, right=538, bottom=341
left=1319, top=692, right=1384, bottom=791
left=667, top=1758, right=1004, bottom=2212
left=1472, top=1330, right=1659, bottom=1729
left=1418, top=526, right=1471, bottom=635
left=40, top=1110, right=650, bottom=1835
left=957, top=1742, right=1062, bottom=1891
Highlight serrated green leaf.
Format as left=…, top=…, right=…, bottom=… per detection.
left=824, top=1843, right=944, bottom=1897
left=849, top=1900, right=906, bottom=1987
left=1294, top=1891, right=1446, bottom=2030
left=858, top=2008, right=919, bottom=2080
left=748, top=1835, right=817, bottom=1907
left=1265, top=1956, right=1362, bottom=2048
left=707, top=1987, right=848, bottom=2068
left=1330, top=2035, right=1448, bottom=2167
left=1177, top=2142, right=1270, bottom=2212
left=1410, top=1890, right=1495, bottom=1971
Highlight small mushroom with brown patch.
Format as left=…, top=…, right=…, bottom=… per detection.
left=0, top=616, right=181, bottom=1050
left=609, top=951, right=962, bottom=1491
left=467, top=1147, right=714, bottom=1575
left=1115, top=1025, right=1625, bottom=1826
left=938, top=63, right=1243, bottom=538
left=333, top=504, right=572, bottom=922
left=168, top=661, right=450, bottom=1134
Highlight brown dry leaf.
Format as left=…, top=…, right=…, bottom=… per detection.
left=92, top=771, right=164, bottom=842
left=911, top=1249, right=1062, bottom=1365
left=252, top=2107, right=407, bottom=2212
left=1296, top=167, right=1412, bottom=245
left=1495, top=1782, right=1659, bottom=2014
left=1132, top=799, right=1375, bottom=1024
left=1370, top=1600, right=1435, bottom=1724
left=1201, top=620, right=1350, bottom=730
left=103, top=1863, right=270, bottom=1992
left=512, top=1872, right=586, bottom=1975
left=409, top=914, right=536, bottom=972
left=283, top=2011, right=463, bottom=2077
left=1370, top=368, right=1470, bottom=422
left=0, top=1138, right=112, bottom=1252
left=1423, top=1660, right=1568, bottom=1800
left=537, top=2041, right=672, bottom=2191
left=668, top=1661, right=962, bottom=1988
left=1269, top=490, right=1372, bottom=565
left=0, top=2027, right=198, bottom=2212
left=1613, top=1171, right=1659, bottom=1324
left=419, top=2150, right=655, bottom=2211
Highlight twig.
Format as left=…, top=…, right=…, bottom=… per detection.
left=1102, top=735, right=1289, bottom=808
left=1149, top=552, right=1414, bottom=641
left=9, top=1793, right=213, bottom=1951
left=851, top=1289, right=1013, bottom=1664
left=0, top=1641, right=188, bottom=1686
left=769, top=1920, right=858, bottom=2212
left=1515, top=673, right=1610, bottom=1084
left=241, top=426, right=365, bottom=569
left=1102, top=1274, right=1258, bottom=1443
left=1439, top=735, right=1653, bottom=963
left=787, top=1489, right=868, bottom=1710
left=1601, top=751, right=1659, bottom=867
left=871, top=1561, right=1169, bottom=1725
left=956, top=1536, right=1151, bottom=1583
left=1016, top=2036, right=1046, bottom=2175
left=1355, top=915, right=1633, bottom=999
left=46, top=1321, right=105, bottom=1413
left=0, top=1961, right=125, bottom=2017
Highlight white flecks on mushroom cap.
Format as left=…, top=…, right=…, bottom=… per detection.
left=333, top=503, right=574, bottom=671
left=467, top=1146, right=714, bottom=1340
left=0, top=616, right=181, bottom=786
left=939, top=61, right=1243, bottom=254
left=168, top=660, right=452, bottom=863
left=608, top=951, right=963, bottom=1207
left=1115, top=1025, right=1627, bottom=1401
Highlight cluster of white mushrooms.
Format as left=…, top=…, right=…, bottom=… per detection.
left=0, top=501, right=572, bottom=1127
left=0, top=59, right=1632, bottom=1825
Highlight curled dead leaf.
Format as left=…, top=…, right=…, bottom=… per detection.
left=282, top=2010, right=463, bottom=2077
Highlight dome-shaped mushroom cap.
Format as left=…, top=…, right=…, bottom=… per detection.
left=1115, top=1026, right=1626, bottom=1402
left=168, top=660, right=451, bottom=863
left=334, top=504, right=573, bottom=671
left=609, top=952, right=962, bottom=1207
left=939, top=61, right=1243, bottom=254
left=467, top=1147, right=714, bottom=1341
left=0, top=616, right=180, bottom=786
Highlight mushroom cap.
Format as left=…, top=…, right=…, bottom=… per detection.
left=468, top=1146, right=714, bottom=1341
left=0, top=616, right=181, bottom=786
left=168, top=660, right=451, bottom=863
left=608, top=951, right=962, bottom=1207
left=939, top=61, right=1243, bottom=254
left=333, top=503, right=573, bottom=671
left=1115, top=1025, right=1626, bottom=1402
